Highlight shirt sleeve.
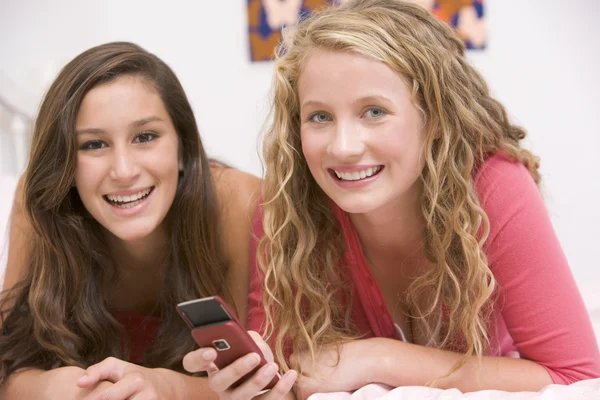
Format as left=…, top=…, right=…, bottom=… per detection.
left=246, top=202, right=268, bottom=334
left=476, top=154, right=600, bottom=384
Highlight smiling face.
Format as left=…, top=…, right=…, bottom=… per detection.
left=74, top=74, right=181, bottom=243
left=298, top=49, right=426, bottom=216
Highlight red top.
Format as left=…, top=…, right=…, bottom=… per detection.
left=113, top=311, right=161, bottom=364
left=247, top=152, right=600, bottom=384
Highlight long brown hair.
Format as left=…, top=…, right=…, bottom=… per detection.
left=0, top=42, right=231, bottom=381
left=258, top=0, right=540, bottom=378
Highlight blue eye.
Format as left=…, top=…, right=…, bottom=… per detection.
left=308, top=112, right=332, bottom=123
left=80, top=140, right=107, bottom=150
left=363, top=108, right=387, bottom=119
left=134, top=131, right=158, bottom=143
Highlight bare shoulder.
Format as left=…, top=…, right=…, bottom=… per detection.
left=12, top=172, right=27, bottom=212
left=2, top=172, right=33, bottom=294
left=212, top=167, right=262, bottom=216
left=210, top=166, right=262, bottom=324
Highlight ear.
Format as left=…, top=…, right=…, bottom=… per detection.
left=178, top=157, right=183, bottom=172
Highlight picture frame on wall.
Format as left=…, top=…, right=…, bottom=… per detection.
left=247, top=0, right=486, bottom=62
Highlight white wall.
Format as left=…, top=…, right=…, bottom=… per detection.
left=0, top=0, right=599, bottom=280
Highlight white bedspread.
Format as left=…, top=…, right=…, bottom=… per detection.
left=308, top=378, right=600, bottom=400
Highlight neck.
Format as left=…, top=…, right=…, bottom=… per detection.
left=349, top=183, right=424, bottom=258
left=100, top=226, right=170, bottom=315
left=104, top=228, right=167, bottom=272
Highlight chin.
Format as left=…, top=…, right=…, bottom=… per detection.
left=104, top=221, right=161, bottom=243
left=108, top=231, right=152, bottom=243
left=331, top=197, right=380, bottom=215
left=116, top=231, right=155, bottom=242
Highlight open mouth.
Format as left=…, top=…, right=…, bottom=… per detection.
left=330, top=166, right=384, bottom=181
left=103, top=187, right=154, bottom=209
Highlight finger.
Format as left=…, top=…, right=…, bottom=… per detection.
left=84, top=372, right=144, bottom=400
left=248, top=331, right=274, bottom=362
left=247, top=330, right=262, bottom=342
left=77, top=357, right=126, bottom=387
left=208, top=352, right=261, bottom=393
left=182, top=347, right=218, bottom=373
left=205, top=362, right=219, bottom=375
left=230, top=362, right=281, bottom=399
left=261, top=370, right=298, bottom=400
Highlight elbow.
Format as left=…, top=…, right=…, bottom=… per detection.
left=543, top=362, right=600, bottom=385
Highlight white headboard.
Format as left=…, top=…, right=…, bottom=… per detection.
left=0, top=96, right=31, bottom=176
left=0, top=175, right=18, bottom=285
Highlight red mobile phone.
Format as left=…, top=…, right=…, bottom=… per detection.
left=176, top=296, right=278, bottom=389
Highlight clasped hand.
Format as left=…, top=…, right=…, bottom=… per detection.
left=76, top=357, right=175, bottom=400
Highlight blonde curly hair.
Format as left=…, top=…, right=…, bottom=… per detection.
left=258, top=0, right=540, bottom=380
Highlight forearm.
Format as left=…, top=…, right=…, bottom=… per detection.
left=372, top=338, right=553, bottom=392
left=1, top=369, right=45, bottom=399
left=0, top=367, right=92, bottom=399
left=156, top=368, right=219, bottom=400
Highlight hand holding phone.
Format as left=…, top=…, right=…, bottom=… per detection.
left=177, top=296, right=279, bottom=389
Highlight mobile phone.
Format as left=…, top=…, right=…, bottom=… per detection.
left=176, top=296, right=278, bottom=389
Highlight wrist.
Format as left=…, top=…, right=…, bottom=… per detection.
left=154, top=368, right=181, bottom=400
left=362, top=337, right=396, bottom=385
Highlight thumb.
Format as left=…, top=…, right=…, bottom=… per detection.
left=182, top=348, right=219, bottom=373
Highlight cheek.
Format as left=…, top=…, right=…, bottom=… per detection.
left=74, top=156, right=104, bottom=197
left=300, top=131, right=323, bottom=169
left=380, top=123, right=425, bottom=167
left=149, top=140, right=180, bottom=181
left=149, top=153, right=178, bottom=174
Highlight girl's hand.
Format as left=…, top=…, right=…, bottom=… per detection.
left=292, top=338, right=385, bottom=400
left=76, top=357, right=175, bottom=400
left=183, top=330, right=298, bottom=399
left=1, top=366, right=114, bottom=400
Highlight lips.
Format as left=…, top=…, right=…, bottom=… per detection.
left=103, top=186, right=154, bottom=208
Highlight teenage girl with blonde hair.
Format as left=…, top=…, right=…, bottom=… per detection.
left=183, top=1, right=600, bottom=398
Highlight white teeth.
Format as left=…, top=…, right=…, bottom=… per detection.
left=120, top=199, right=142, bottom=208
left=333, top=166, right=382, bottom=181
left=106, top=188, right=152, bottom=204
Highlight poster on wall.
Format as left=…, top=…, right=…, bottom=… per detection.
left=247, top=0, right=485, bottom=62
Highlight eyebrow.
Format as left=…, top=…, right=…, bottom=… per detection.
left=130, top=116, right=164, bottom=128
left=357, top=95, right=394, bottom=105
left=76, top=116, right=164, bottom=135
left=301, top=95, right=394, bottom=109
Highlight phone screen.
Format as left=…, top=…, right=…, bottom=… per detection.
left=177, top=297, right=233, bottom=328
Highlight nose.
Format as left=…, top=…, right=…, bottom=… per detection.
left=109, top=145, right=140, bottom=183
left=328, top=120, right=365, bottom=160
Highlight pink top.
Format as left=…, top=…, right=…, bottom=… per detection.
left=247, top=152, right=600, bottom=384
